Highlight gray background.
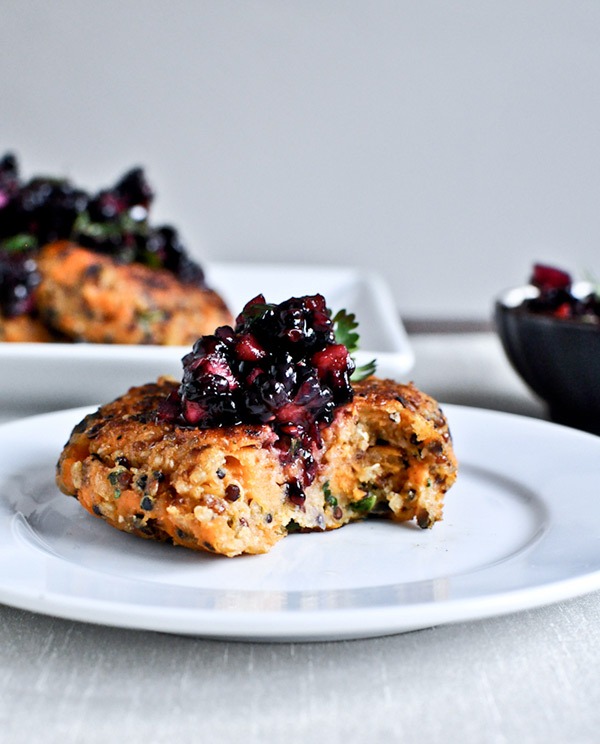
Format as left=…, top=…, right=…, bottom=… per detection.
left=2, top=0, right=599, bottom=317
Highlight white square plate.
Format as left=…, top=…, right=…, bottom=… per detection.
left=0, top=262, right=413, bottom=412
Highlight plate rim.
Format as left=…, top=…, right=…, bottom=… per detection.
left=0, top=261, right=415, bottom=413
left=1, top=403, right=600, bottom=641
left=0, top=260, right=413, bottom=362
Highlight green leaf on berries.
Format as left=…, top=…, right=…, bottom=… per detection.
left=332, top=309, right=360, bottom=354
left=352, top=359, right=377, bottom=381
left=1, top=234, right=38, bottom=253
left=332, top=308, right=377, bottom=380
left=239, top=302, right=272, bottom=323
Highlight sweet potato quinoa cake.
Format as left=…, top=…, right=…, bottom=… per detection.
left=0, top=153, right=231, bottom=343
left=57, top=294, right=458, bottom=557
left=35, top=241, right=230, bottom=345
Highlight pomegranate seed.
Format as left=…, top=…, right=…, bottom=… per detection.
left=235, top=333, right=266, bottom=361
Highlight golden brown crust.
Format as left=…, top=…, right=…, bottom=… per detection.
left=321, top=377, right=456, bottom=529
left=56, top=376, right=457, bottom=557
left=0, top=312, right=57, bottom=342
left=35, top=241, right=232, bottom=344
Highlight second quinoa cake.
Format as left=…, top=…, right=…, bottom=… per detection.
left=36, top=241, right=231, bottom=345
left=0, top=154, right=232, bottom=343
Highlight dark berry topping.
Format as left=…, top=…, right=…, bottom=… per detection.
left=160, top=294, right=355, bottom=435
left=1, top=175, right=88, bottom=247
left=0, top=235, right=40, bottom=317
left=113, top=167, right=154, bottom=210
left=157, top=294, right=365, bottom=490
left=0, top=153, right=19, bottom=208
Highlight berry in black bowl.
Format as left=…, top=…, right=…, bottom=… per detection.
left=495, top=263, right=600, bottom=434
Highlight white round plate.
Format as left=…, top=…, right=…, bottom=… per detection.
left=0, top=404, right=599, bottom=642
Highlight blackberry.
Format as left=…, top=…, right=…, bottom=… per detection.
left=238, top=294, right=335, bottom=357
left=86, top=167, right=153, bottom=224
left=112, top=167, right=154, bottom=210
left=0, top=153, right=19, bottom=209
left=0, top=236, right=40, bottom=317
left=145, top=226, right=206, bottom=286
left=18, top=178, right=89, bottom=244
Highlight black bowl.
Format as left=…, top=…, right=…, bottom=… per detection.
left=495, top=285, right=600, bottom=434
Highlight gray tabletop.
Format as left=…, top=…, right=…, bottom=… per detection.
left=2, top=333, right=600, bottom=744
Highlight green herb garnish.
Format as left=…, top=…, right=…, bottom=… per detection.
left=332, top=308, right=377, bottom=381
left=352, top=359, right=377, bottom=381
left=323, top=480, right=338, bottom=508
left=72, top=212, right=124, bottom=241
left=349, top=493, right=377, bottom=513
left=332, top=309, right=360, bottom=354
left=1, top=234, right=38, bottom=253
left=241, top=302, right=273, bottom=323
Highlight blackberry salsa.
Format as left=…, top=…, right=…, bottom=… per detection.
left=520, top=263, right=600, bottom=324
left=158, top=293, right=375, bottom=499
left=0, top=153, right=205, bottom=319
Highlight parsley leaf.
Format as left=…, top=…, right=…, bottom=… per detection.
left=349, top=493, right=377, bottom=513
left=1, top=234, right=38, bottom=253
left=332, top=309, right=360, bottom=354
left=323, top=480, right=338, bottom=508
left=332, top=308, right=377, bottom=380
left=239, top=302, right=272, bottom=322
left=352, top=359, right=377, bottom=381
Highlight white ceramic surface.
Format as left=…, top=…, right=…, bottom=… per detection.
left=1, top=404, right=599, bottom=642
left=0, top=262, right=412, bottom=411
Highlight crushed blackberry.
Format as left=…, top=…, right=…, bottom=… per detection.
left=0, top=153, right=206, bottom=318
left=157, top=294, right=366, bottom=492
left=0, top=236, right=40, bottom=317
left=0, top=154, right=20, bottom=208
